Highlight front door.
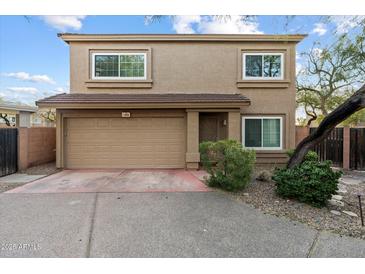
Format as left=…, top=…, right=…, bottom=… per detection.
left=199, top=116, right=218, bottom=143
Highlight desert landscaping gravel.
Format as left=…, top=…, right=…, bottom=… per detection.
left=0, top=182, right=25, bottom=193
left=225, top=169, right=365, bottom=240
left=19, top=162, right=59, bottom=175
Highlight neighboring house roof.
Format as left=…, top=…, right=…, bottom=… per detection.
left=0, top=102, right=37, bottom=113
left=36, top=93, right=250, bottom=108
left=58, top=33, right=307, bottom=43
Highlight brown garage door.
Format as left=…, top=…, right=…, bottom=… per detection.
left=64, top=117, right=186, bottom=168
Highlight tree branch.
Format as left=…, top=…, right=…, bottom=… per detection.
left=0, top=113, right=11, bottom=126
left=288, top=84, right=365, bottom=168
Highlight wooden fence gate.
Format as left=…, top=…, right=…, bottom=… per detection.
left=0, top=128, right=18, bottom=177
left=310, top=127, right=343, bottom=167
left=350, top=128, right=365, bottom=170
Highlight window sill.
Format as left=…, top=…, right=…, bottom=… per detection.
left=251, top=149, right=286, bottom=153
left=85, top=79, right=153, bottom=89
left=237, top=80, right=290, bottom=89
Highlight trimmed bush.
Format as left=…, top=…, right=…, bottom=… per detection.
left=272, top=151, right=342, bottom=207
left=199, top=140, right=256, bottom=191
left=256, top=170, right=272, bottom=182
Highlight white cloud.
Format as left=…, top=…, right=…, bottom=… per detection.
left=41, top=16, right=86, bottom=31
left=53, top=87, right=68, bottom=93
left=6, top=87, right=39, bottom=94
left=312, top=47, right=323, bottom=58
left=172, top=16, right=201, bottom=34
left=198, top=16, right=263, bottom=34
left=3, top=72, right=55, bottom=84
left=296, top=62, right=304, bottom=76
left=331, top=16, right=365, bottom=33
left=296, top=52, right=301, bottom=61
left=295, top=52, right=305, bottom=75
left=312, top=23, right=327, bottom=36
left=171, top=16, right=263, bottom=34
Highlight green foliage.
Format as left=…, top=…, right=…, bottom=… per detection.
left=297, top=26, right=364, bottom=124
left=341, top=109, right=365, bottom=126
left=273, top=151, right=342, bottom=207
left=199, top=140, right=256, bottom=192
left=286, top=149, right=319, bottom=162
left=296, top=117, right=308, bottom=126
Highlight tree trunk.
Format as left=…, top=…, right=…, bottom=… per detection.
left=287, top=84, right=365, bottom=169
left=0, top=113, right=11, bottom=126
left=320, top=97, right=328, bottom=116
left=305, top=111, right=317, bottom=127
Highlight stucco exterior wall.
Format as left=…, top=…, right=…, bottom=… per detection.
left=53, top=36, right=303, bottom=168
left=18, top=127, right=56, bottom=170
left=68, top=40, right=297, bottom=151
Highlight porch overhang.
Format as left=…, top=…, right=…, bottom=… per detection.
left=36, top=93, right=251, bottom=109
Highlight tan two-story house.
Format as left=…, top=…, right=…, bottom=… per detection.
left=36, top=33, right=305, bottom=169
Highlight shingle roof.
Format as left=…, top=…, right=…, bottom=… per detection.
left=36, top=93, right=250, bottom=105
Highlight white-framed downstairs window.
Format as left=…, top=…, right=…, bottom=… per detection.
left=242, top=53, right=284, bottom=80
left=92, top=52, right=147, bottom=80
left=242, top=116, right=283, bottom=150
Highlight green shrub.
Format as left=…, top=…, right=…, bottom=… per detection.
left=272, top=151, right=342, bottom=207
left=286, top=149, right=319, bottom=162
left=199, top=140, right=256, bottom=191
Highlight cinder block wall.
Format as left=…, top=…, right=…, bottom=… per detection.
left=18, top=127, right=56, bottom=170
left=295, top=126, right=310, bottom=146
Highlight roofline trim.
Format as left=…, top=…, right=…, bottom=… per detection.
left=36, top=102, right=250, bottom=109
left=58, top=33, right=307, bottom=43
left=0, top=104, right=37, bottom=113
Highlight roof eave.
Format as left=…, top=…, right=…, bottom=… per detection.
left=58, top=33, right=307, bottom=44
left=0, top=104, right=37, bottom=113
left=36, top=101, right=250, bottom=109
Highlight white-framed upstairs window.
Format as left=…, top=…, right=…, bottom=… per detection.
left=92, top=52, right=147, bottom=80
left=242, top=53, right=284, bottom=80
left=242, top=116, right=283, bottom=150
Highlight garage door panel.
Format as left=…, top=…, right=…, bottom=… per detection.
left=67, top=131, right=184, bottom=141
left=67, top=133, right=185, bottom=145
left=110, top=118, right=184, bottom=128
left=67, top=118, right=96, bottom=129
left=65, top=116, right=186, bottom=168
left=67, top=145, right=185, bottom=154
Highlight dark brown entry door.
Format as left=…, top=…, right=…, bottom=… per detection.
left=199, top=116, right=218, bottom=143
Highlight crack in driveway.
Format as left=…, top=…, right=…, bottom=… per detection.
left=85, top=193, right=98, bottom=258
left=306, top=230, right=321, bottom=257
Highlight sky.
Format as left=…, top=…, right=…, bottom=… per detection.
left=0, top=15, right=363, bottom=106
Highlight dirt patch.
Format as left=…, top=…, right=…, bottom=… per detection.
left=0, top=182, right=26, bottom=193
left=19, top=162, right=59, bottom=175
left=223, top=169, right=365, bottom=240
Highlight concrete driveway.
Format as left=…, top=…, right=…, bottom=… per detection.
left=6, top=169, right=210, bottom=193
left=2, top=169, right=365, bottom=257
left=1, top=191, right=365, bottom=257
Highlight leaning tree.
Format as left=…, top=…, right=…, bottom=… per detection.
left=288, top=84, right=365, bottom=168
left=289, top=22, right=365, bottom=168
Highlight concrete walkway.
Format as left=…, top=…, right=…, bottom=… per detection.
left=1, top=191, right=365, bottom=257
left=0, top=173, right=46, bottom=184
